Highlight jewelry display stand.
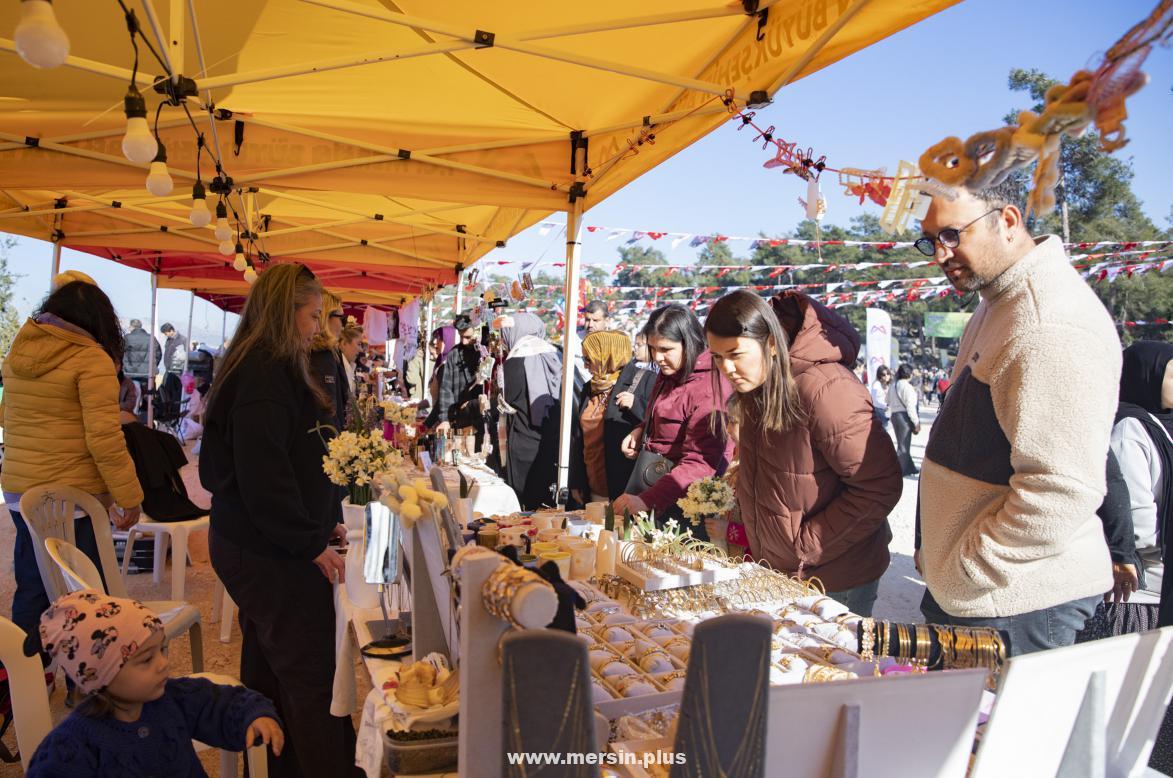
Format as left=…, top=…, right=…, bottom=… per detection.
left=971, top=626, right=1173, bottom=778
left=430, top=465, right=467, bottom=552
left=500, top=630, right=600, bottom=778
left=762, top=669, right=987, bottom=778
left=408, top=507, right=459, bottom=664
left=670, top=614, right=771, bottom=778
left=458, top=554, right=513, bottom=778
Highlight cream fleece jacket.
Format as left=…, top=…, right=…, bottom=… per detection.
left=918, top=235, right=1118, bottom=617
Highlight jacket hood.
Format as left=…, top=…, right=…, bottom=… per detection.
left=5, top=314, right=103, bottom=379
left=770, top=292, right=860, bottom=376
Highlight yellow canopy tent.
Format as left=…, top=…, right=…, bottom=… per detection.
left=0, top=0, right=957, bottom=487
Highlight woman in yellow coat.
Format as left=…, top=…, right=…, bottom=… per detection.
left=1, top=275, right=143, bottom=653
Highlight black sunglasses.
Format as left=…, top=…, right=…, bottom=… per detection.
left=914, top=208, right=1000, bottom=257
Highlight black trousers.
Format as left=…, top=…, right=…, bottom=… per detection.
left=210, top=530, right=360, bottom=778
left=891, top=410, right=918, bottom=475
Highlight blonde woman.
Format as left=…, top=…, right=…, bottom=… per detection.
left=309, top=290, right=349, bottom=431
left=338, top=323, right=364, bottom=396
left=200, top=264, right=354, bottom=777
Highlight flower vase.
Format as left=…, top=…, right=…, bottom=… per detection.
left=341, top=498, right=366, bottom=532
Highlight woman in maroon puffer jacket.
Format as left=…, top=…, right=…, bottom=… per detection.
left=705, top=290, right=902, bottom=616
left=612, top=305, right=733, bottom=532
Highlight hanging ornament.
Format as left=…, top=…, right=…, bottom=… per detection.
left=189, top=182, right=211, bottom=228
left=14, top=0, right=70, bottom=69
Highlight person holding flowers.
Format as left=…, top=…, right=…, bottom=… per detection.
left=200, top=263, right=360, bottom=777
left=704, top=290, right=902, bottom=616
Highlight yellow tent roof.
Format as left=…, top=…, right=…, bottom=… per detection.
left=0, top=0, right=956, bottom=304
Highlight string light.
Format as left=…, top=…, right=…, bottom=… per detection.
left=13, top=0, right=70, bottom=69
left=189, top=181, right=211, bottom=227
left=243, top=264, right=258, bottom=284
left=145, top=144, right=172, bottom=196
left=233, top=243, right=247, bottom=272
left=218, top=240, right=234, bottom=256
left=121, top=86, right=157, bottom=164
left=213, top=202, right=232, bottom=241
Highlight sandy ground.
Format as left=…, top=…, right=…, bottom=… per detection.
left=1, top=410, right=935, bottom=775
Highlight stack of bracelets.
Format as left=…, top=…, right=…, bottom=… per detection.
left=857, top=619, right=1009, bottom=681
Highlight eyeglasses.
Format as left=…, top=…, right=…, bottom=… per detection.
left=913, top=209, right=1000, bottom=257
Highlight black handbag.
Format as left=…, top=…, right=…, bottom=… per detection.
left=624, top=378, right=674, bottom=494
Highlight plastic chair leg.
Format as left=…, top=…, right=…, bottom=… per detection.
left=188, top=620, right=204, bottom=673
left=246, top=744, right=269, bottom=777
left=153, top=531, right=168, bottom=585
left=170, top=527, right=188, bottom=602
left=218, top=748, right=238, bottom=778
left=211, top=578, right=224, bottom=624
left=219, top=592, right=236, bottom=644
left=120, top=528, right=139, bottom=581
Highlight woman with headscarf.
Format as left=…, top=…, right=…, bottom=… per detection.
left=570, top=331, right=655, bottom=505
left=499, top=313, right=564, bottom=510
left=423, top=326, right=456, bottom=427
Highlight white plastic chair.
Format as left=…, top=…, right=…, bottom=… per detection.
left=20, top=485, right=204, bottom=672
left=0, top=615, right=53, bottom=770
left=211, top=578, right=238, bottom=644
left=118, top=513, right=210, bottom=601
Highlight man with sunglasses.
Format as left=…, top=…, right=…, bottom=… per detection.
left=914, top=181, right=1120, bottom=655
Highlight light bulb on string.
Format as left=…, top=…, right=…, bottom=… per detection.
left=145, top=144, right=172, bottom=196
left=189, top=182, right=211, bottom=228
left=14, top=0, right=69, bottom=69
left=243, top=265, right=258, bottom=284
left=121, top=85, right=157, bottom=164
left=213, top=202, right=232, bottom=242
left=218, top=240, right=234, bottom=256
left=233, top=244, right=247, bottom=272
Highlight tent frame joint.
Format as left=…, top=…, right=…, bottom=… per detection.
left=568, top=181, right=587, bottom=203
left=398, top=148, right=411, bottom=159
left=474, top=30, right=495, bottom=48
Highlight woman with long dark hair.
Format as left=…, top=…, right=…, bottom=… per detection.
left=705, top=291, right=901, bottom=615
left=889, top=363, right=921, bottom=477
left=201, top=263, right=358, bottom=777
left=612, top=305, right=732, bottom=530
left=423, top=326, right=455, bottom=426
left=1, top=276, right=143, bottom=654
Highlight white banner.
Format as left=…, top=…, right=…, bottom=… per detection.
left=396, top=299, right=421, bottom=374
left=865, top=308, right=893, bottom=383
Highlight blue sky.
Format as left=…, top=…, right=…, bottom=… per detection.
left=4, top=0, right=1170, bottom=341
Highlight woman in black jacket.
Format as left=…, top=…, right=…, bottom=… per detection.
left=570, top=330, right=654, bottom=505
left=200, top=263, right=358, bottom=778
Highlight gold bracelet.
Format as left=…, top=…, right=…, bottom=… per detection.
left=879, top=621, right=891, bottom=658
left=860, top=618, right=875, bottom=663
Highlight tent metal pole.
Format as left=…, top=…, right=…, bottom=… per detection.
left=768, top=0, right=873, bottom=93
left=198, top=40, right=471, bottom=90
left=136, top=0, right=175, bottom=77
left=0, top=131, right=199, bottom=182
left=167, top=0, right=185, bottom=84
left=555, top=194, right=585, bottom=503
left=423, top=298, right=434, bottom=400
left=183, top=291, right=195, bottom=374
left=0, top=38, right=159, bottom=86
left=454, top=272, right=464, bottom=318
left=147, top=272, right=159, bottom=426
left=0, top=192, right=192, bottom=222
left=49, top=240, right=62, bottom=284
left=221, top=305, right=228, bottom=347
